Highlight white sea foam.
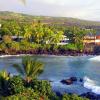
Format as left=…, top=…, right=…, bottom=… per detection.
left=89, top=56, right=100, bottom=61
left=0, top=54, right=31, bottom=58
left=84, top=76, right=100, bottom=94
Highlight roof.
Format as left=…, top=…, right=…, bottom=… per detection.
left=11, top=36, right=23, bottom=39
left=96, top=31, right=100, bottom=36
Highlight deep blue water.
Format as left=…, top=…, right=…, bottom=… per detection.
left=0, top=55, right=100, bottom=94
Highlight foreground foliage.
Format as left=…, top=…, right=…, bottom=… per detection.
left=0, top=75, right=89, bottom=100
left=0, top=57, right=89, bottom=100
left=13, top=56, right=44, bottom=82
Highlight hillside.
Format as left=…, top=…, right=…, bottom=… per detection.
left=0, top=11, right=100, bottom=29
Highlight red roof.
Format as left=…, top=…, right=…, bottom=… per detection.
left=96, top=36, right=100, bottom=39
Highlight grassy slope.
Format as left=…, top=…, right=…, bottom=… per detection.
left=0, top=11, right=100, bottom=29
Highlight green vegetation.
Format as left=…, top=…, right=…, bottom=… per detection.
left=0, top=11, right=97, bottom=55
left=0, top=14, right=96, bottom=55
left=1, top=11, right=100, bottom=27
left=13, top=56, right=44, bottom=82
left=62, top=94, right=89, bottom=100
left=0, top=56, right=89, bottom=100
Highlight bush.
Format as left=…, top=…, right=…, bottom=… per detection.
left=0, top=70, right=10, bottom=96
left=2, top=35, right=12, bottom=44
left=2, top=88, right=40, bottom=100
left=40, top=44, right=51, bottom=51
left=59, top=45, right=68, bottom=51
left=10, top=42, right=20, bottom=51
left=28, top=79, right=52, bottom=96
left=7, top=76, right=25, bottom=95
left=0, top=42, right=6, bottom=51
left=50, top=44, right=59, bottom=52
left=19, top=40, right=32, bottom=50
left=66, top=44, right=78, bottom=51
left=58, top=44, right=78, bottom=53
left=62, top=94, right=89, bottom=100
left=76, top=43, right=84, bottom=52
left=31, top=43, right=40, bottom=49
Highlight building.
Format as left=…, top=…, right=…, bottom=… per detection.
left=0, top=36, right=24, bottom=42
left=0, top=24, right=1, bottom=28
left=46, top=35, right=69, bottom=45
left=57, top=35, right=69, bottom=45
left=83, top=32, right=100, bottom=45
left=11, top=36, right=23, bottom=41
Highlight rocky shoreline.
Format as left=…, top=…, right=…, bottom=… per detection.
left=80, top=92, right=100, bottom=100
left=57, top=77, right=100, bottom=100
left=0, top=49, right=97, bottom=56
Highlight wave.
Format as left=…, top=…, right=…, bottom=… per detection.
left=89, top=56, right=100, bottom=61
left=0, top=54, right=32, bottom=58
left=84, top=76, right=100, bottom=94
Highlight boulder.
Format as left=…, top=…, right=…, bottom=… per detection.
left=81, top=92, right=100, bottom=100
left=61, top=79, right=73, bottom=85
left=61, top=77, right=78, bottom=85
left=79, top=78, right=83, bottom=82
left=70, top=77, right=77, bottom=81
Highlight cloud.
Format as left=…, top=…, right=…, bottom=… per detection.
left=19, top=0, right=26, bottom=5
left=0, top=0, right=100, bottom=21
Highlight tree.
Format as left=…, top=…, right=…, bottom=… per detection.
left=2, top=35, right=12, bottom=44
left=65, top=27, right=89, bottom=51
left=0, top=70, right=10, bottom=96
left=10, top=21, right=22, bottom=41
left=0, top=23, right=12, bottom=36
left=23, top=24, right=33, bottom=42
left=32, top=21, right=44, bottom=44
left=13, top=56, right=44, bottom=83
left=50, top=30, right=63, bottom=45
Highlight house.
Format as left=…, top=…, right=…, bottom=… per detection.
left=0, top=24, right=1, bottom=28
left=83, top=31, right=100, bottom=45
left=57, top=35, right=69, bottom=45
left=0, top=36, right=24, bottom=42
left=11, top=36, right=23, bottom=41
left=46, top=35, right=69, bottom=45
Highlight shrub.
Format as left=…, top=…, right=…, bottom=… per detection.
left=62, top=94, right=89, bottom=100
left=39, top=44, right=51, bottom=51
left=19, top=40, right=32, bottom=50
left=50, top=44, right=59, bottom=52
left=2, top=88, right=40, bottom=100
left=0, top=42, right=6, bottom=51
left=10, top=42, right=20, bottom=51
left=2, top=35, right=12, bottom=44
left=59, top=45, right=68, bottom=51
left=0, top=71, right=9, bottom=96
left=29, top=79, right=52, bottom=96
left=31, top=43, right=40, bottom=49
left=76, top=43, right=84, bottom=52
left=66, top=44, right=78, bottom=51
left=7, top=76, right=25, bottom=95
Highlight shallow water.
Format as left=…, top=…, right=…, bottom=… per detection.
left=0, top=55, right=100, bottom=94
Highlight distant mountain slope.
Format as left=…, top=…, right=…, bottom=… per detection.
left=0, top=11, right=100, bottom=29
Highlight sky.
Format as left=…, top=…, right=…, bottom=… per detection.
left=0, top=0, right=100, bottom=21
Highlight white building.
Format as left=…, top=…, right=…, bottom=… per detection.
left=57, top=35, right=69, bottom=45
left=0, top=24, right=1, bottom=28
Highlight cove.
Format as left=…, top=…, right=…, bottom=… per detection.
left=0, top=55, right=100, bottom=95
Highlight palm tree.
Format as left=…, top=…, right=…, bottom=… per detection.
left=32, top=22, right=44, bottom=44
left=13, top=56, right=44, bottom=83
left=23, top=24, right=33, bottom=42
left=0, top=70, right=10, bottom=95
left=0, top=70, right=10, bottom=80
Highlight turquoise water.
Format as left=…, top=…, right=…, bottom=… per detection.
left=0, top=55, right=100, bottom=94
